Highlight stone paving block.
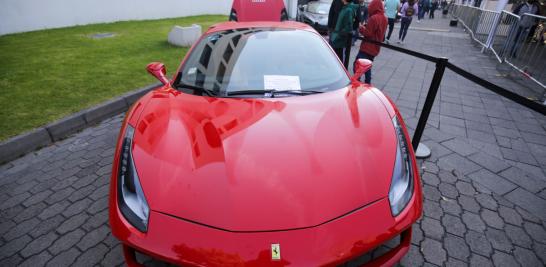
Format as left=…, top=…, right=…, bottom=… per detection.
left=444, top=234, right=470, bottom=261
left=465, top=231, right=492, bottom=257
left=458, top=195, right=480, bottom=213
left=481, top=209, right=504, bottom=229
left=498, top=206, right=522, bottom=226
left=38, top=200, right=71, bottom=220
left=44, top=187, right=75, bottom=205
left=18, top=251, right=52, bottom=267
left=77, top=227, right=110, bottom=251
left=440, top=198, right=462, bottom=216
left=0, top=192, right=30, bottom=210
left=56, top=213, right=89, bottom=235
left=467, top=169, right=517, bottom=195
left=73, top=243, right=109, bottom=267
left=420, top=238, right=446, bottom=266
left=468, top=152, right=510, bottom=174
left=485, top=228, right=512, bottom=253
left=462, top=212, right=486, bottom=232
left=0, top=235, right=32, bottom=259
left=499, top=167, right=546, bottom=194
left=82, top=209, right=108, bottom=232
left=49, top=229, right=85, bottom=255
left=46, top=248, right=80, bottom=267
left=20, top=232, right=58, bottom=258
left=475, top=193, right=498, bottom=211
left=13, top=202, right=47, bottom=223
left=492, top=251, right=519, bottom=267
left=439, top=183, right=459, bottom=199
left=513, top=246, right=543, bottom=267
left=442, top=138, right=478, bottom=156
left=535, top=242, right=546, bottom=264
left=3, top=218, right=40, bottom=241
left=505, top=189, right=546, bottom=222
left=423, top=184, right=442, bottom=202
left=101, top=244, right=125, bottom=267
left=423, top=200, right=443, bottom=220
left=421, top=217, right=444, bottom=241
left=62, top=198, right=93, bottom=217
left=438, top=153, right=481, bottom=175
left=504, top=224, right=532, bottom=249
left=470, top=254, right=493, bottom=267
left=523, top=222, right=546, bottom=244
left=27, top=215, right=63, bottom=239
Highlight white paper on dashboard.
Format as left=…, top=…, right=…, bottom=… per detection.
left=264, top=75, right=301, bottom=90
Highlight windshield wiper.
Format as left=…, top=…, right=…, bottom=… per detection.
left=177, top=83, right=216, bottom=96
left=226, top=89, right=323, bottom=97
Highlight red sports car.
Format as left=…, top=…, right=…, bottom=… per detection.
left=229, top=0, right=289, bottom=22
left=109, top=21, right=422, bottom=266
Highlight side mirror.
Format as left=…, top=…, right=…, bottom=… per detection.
left=146, top=62, right=169, bottom=85
left=351, top=59, right=373, bottom=85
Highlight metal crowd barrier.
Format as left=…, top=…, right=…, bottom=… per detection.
left=451, top=4, right=546, bottom=102
left=357, top=37, right=546, bottom=152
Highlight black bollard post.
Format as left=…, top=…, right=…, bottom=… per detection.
left=412, top=57, right=449, bottom=152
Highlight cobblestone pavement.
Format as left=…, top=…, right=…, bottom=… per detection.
left=1, top=16, right=546, bottom=266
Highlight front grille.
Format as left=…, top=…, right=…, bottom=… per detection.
left=134, top=249, right=177, bottom=267
left=338, top=233, right=403, bottom=267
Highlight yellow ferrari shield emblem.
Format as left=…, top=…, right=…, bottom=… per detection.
left=271, top=244, right=281, bottom=260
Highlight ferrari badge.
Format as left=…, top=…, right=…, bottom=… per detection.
left=271, top=243, right=281, bottom=260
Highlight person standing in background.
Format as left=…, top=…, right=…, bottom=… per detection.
left=384, top=0, right=400, bottom=43
left=331, top=0, right=357, bottom=69
left=429, top=0, right=438, bottom=18
left=354, top=0, right=387, bottom=84
left=398, top=0, right=418, bottom=43
left=328, top=0, right=344, bottom=44
left=352, top=0, right=368, bottom=46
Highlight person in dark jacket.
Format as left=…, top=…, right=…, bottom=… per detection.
left=331, top=0, right=357, bottom=69
left=353, top=0, right=387, bottom=84
left=328, top=0, right=344, bottom=43
left=352, top=0, right=368, bottom=46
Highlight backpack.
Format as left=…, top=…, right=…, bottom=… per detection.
left=406, top=4, right=415, bottom=16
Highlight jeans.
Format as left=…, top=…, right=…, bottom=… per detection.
left=344, top=37, right=352, bottom=69
left=387, top=18, right=395, bottom=40
left=399, top=17, right=412, bottom=41
left=418, top=7, right=425, bottom=20
left=354, top=51, right=375, bottom=84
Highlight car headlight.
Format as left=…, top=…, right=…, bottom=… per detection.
left=118, top=125, right=150, bottom=232
left=388, top=116, right=414, bottom=217
left=229, top=8, right=238, bottom=21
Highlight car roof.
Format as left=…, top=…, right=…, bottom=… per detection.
left=205, top=21, right=318, bottom=35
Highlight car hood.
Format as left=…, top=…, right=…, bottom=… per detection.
left=132, top=86, right=397, bottom=232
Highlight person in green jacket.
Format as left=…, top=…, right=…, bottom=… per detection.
left=331, top=0, right=357, bottom=69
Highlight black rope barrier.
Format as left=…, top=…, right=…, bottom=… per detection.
left=355, top=37, right=546, bottom=152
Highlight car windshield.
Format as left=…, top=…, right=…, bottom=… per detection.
left=177, top=28, right=349, bottom=97
left=307, top=1, right=331, bottom=14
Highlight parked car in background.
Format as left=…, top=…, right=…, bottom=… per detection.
left=229, top=0, right=289, bottom=22
left=297, top=0, right=332, bottom=34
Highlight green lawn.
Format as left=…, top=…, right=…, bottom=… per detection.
left=0, top=15, right=227, bottom=141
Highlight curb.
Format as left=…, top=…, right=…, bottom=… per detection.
left=0, top=82, right=162, bottom=165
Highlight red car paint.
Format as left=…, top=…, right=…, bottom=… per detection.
left=109, top=21, right=423, bottom=266
left=230, top=0, right=288, bottom=22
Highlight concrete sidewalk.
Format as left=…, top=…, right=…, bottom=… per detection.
left=0, top=15, right=545, bottom=267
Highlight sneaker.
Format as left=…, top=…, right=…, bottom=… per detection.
left=397, top=40, right=401, bottom=44
left=400, top=40, right=404, bottom=44
left=385, top=39, right=390, bottom=44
